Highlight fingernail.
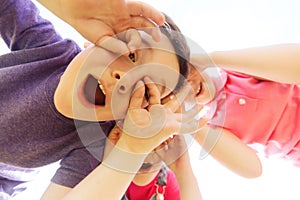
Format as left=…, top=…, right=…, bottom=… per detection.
left=154, top=28, right=162, bottom=42
left=133, top=80, right=144, bottom=91
left=128, top=44, right=136, bottom=53
left=143, top=76, right=153, bottom=84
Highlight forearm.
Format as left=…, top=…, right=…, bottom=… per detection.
left=62, top=166, right=134, bottom=199
left=170, top=163, right=202, bottom=200
left=210, top=43, right=300, bottom=84
left=61, top=147, right=146, bottom=200
left=36, top=0, right=63, bottom=19
left=194, top=126, right=262, bottom=178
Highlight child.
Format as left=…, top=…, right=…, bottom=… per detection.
left=102, top=109, right=203, bottom=200
left=42, top=72, right=202, bottom=199
left=107, top=125, right=181, bottom=200
left=188, top=44, right=300, bottom=177
left=0, top=0, right=201, bottom=199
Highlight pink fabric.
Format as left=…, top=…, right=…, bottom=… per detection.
left=209, top=70, right=300, bottom=166
left=125, top=170, right=180, bottom=200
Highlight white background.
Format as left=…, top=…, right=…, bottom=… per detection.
left=1, top=0, right=300, bottom=199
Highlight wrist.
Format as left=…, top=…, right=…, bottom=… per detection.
left=102, top=146, right=147, bottom=174
left=169, top=160, right=192, bottom=174
left=173, top=165, right=195, bottom=181
left=116, top=133, right=154, bottom=155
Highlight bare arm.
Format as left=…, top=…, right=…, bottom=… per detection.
left=162, top=136, right=202, bottom=200
left=41, top=154, right=142, bottom=200
left=36, top=0, right=165, bottom=53
left=209, top=43, right=300, bottom=84
left=194, top=126, right=262, bottom=179
left=169, top=154, right=202, bottom=200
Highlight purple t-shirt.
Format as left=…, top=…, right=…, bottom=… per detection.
left=0, top=0, right=113, bottom=192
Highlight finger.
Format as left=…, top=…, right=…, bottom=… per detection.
left=129, top=80, right=145, bottom=109
left=75, top=20, right=117, bottom=47
left=178, top=118, right=207, bottom=135
left=127, top=1, right=165, bottom=26
left=164, top=83, right=194, bottom=112
left=97, top=35, right=130, bottom=56
left=161, top=93, right=175, bottom=105
left=144, top=76, right=160, bottom=105
left=125, top=29, right=142, bottom=52
left=175, top=84, right=195, bottom=105
left=178, top=122, right=198, bottom=135
left=180, top=104, right=203, bottom=123
left=163, top=97, right=180, bottom=113
left=129, top=16, right=161, bottom=42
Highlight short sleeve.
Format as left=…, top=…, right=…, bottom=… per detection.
left=0, top=0, right=62, bottom=51
left=51, top=121, right=114, bottom=188
left=51, top=147, right=101, bottom=188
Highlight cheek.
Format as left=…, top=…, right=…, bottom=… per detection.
left=196, top=84, right=214, bottom=104
left=188, top=79, right=200, bottom=94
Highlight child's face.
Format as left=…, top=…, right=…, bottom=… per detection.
left=188, top=65, right=215, bottom=104
left=55, top=31, right=180, bottom=121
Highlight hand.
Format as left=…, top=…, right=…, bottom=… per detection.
left=161, top=82, right=208, bottom=130
left=153, top=135, right=192, bottom=171
left=116, top=77, right=201, bottom=154
left=38, top=0, right=165, bottom=54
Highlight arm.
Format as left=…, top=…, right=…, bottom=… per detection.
left=194, top=126, right=262, bottom=179
left=41, top=149, right=145, bottom=200
left=185, top=62, right=262, bottom=178
left=168, top=139, right=203, bottom=200
left=0, top=0, right=62, bottom=51
left=171, top=161, right=202, bottom=200
left=36, top=0, right=165, bottom=53
left=209, top=44, right=300, bottom=84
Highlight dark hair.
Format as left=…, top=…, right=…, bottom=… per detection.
left=159, top=13, right=190, bottom=91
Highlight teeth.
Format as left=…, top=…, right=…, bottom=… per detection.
left=196, top=83, right=202, bottom=94
left=97, top=80, right=106, bottom=95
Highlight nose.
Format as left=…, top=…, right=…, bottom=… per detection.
left=112, top=70, right=126, bottom=80
left=112, top=70, right=130, bottom=94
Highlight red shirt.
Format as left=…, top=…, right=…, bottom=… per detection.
left=209, top=69, right=300, bottom=166
left=125, top=169, right=180, bottom=200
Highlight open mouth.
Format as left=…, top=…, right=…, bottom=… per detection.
left=84, top=75, right=151, bottom=107
left=196, top=82, right=203, bottom=96
left=84, top=75, right=106, bottom=105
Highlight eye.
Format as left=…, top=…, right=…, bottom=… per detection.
left=128, top=52, right=136, bottom=63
